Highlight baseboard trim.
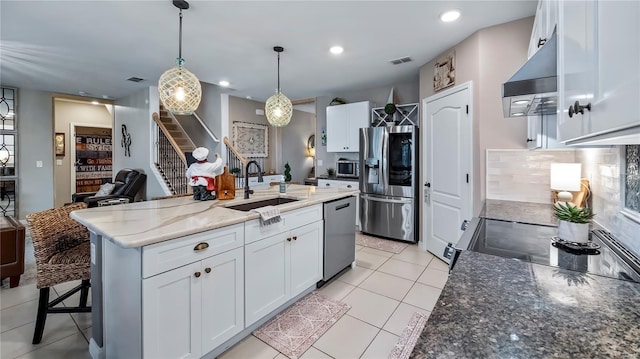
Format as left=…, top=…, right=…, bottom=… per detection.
left=89, top=338, right=105, bottom=359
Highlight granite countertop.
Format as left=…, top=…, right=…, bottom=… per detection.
left=411, top=251, right=640, bottom=358
left=70, top=184, right=358, bottom=248
left=483, top=199, right=558, bottom=226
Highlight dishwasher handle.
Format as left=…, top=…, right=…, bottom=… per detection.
left=336, top=203, right=350, bottom=211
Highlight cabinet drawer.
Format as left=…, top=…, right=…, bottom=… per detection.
left=318, top=180, right=358, bottom=190
left=142, top=223, right=244, bottom=278
left=245, top=204, right=323, bottom=244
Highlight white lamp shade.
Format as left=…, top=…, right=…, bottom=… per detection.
left=550, top=163, right=581, bottom=191
left=265, top=91, right=292, bottom=127
left=158, top=65, right=202, bottom=115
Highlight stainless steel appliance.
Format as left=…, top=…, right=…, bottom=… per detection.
left=336, top=159, right=359, bottom=178
left=447, top=217, right=640, bottom=283
left=320, top=196, right=356, bottom=285
left=359, top=126, right=417, bottom=243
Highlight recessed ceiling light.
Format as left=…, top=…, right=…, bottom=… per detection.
left=91, top=101, right=100, bottom=105
left=513, top=100, right=529, bottom=105
left=246, top=96, right=253, bottom=99
left=440, top=10, right=461, bottom=23
left=219, top=80, right=230, bottom=87
left=329, top=46, right=344, bottom=55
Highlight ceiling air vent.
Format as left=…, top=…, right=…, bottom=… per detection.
left=127, top=77, right=145, bottom=83
left=389, top=57, right=413, bottom=65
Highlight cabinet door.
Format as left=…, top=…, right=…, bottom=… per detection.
left=201, top=247, right=244, bottom=354
left=290, top=221, right=323, bottom=297
left=345, top=102, right=370, bottom=152
left=245, top=234, right=290, bottom=326
left=527, top=115, right=542, bottom=149
left=326, top=105, right=348, bottom=152
left=590, top=1, right=640, bottom=135
left=143, top=262, right=202, bottom=359
left=558, top=0, right=593, bottom=142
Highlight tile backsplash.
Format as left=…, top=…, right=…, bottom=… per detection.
left=486, top=147, right=640, bottom=257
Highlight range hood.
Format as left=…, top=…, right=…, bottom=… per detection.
left=502, top=30, right=557, bottom=118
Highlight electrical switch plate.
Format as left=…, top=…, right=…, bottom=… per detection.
left=256, top=109, right=265, bottom=115
left=56, top=159, right=63, bottom=166
left=36, top=161, right=43, bottom=168
left=317, top=159, right=323, bottom=166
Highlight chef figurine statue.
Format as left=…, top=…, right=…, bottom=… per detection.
left=186, top=147, right=224, bottom=201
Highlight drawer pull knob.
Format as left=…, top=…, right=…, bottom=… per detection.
left=326, top=183, right=330, bottom=186
left=194, top=242, right=209, bottom=251
left=287, top=237, right=292, bottom=242
left=347, top=185, right=352, bottom=188
left=204, top=267, right=211, bottom=274
left=194, top=272, right=201, bottom=278
left=293, top=236, right=297, bottom=241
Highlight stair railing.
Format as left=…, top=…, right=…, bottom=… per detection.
left=152, top=112, right=193, bottom=194
left=193, top=111, right=220, bottom=143
left=224, top=136, right=250, bottom=189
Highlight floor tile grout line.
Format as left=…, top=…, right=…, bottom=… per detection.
left=5, top=325, right=81, bottom=359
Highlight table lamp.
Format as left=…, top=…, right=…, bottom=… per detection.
left=550, top=163, right=582, bottom=206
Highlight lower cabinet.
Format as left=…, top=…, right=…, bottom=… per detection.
left=142, top=247, right=244, bottom=359
left=245, top=220, right=323, bottom=327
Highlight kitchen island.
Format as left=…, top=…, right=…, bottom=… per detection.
left=411, top=200, right=640, bottom=358
left=70, top=184, right=358, bottom=359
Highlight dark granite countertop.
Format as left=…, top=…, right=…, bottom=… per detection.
left=482, top=199, right=558, bottom=226
left=411, top=251, right=640, bottom=358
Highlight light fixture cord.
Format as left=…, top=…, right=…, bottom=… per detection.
left=178, top=9, right=183, bottom=60
left=277, top=51, right=281, bottom=92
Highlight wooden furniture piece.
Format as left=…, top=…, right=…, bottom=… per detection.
left=26, top=203, right=92, bottom=344
left=0, top=216, right=26, bottom=288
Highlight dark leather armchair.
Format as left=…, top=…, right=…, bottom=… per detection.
left=72, top=168, right=147, bottom=207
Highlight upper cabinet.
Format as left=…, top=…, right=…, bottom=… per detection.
left=529, top=0, right=558, bottom=59
left=558, top=0, right=640, bottom=145
left=326, top=101, right=370, bottom=152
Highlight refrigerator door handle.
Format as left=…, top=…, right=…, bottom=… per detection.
left=360, top=194, right=412, bottom=204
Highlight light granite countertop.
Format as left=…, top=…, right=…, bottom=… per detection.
left=70, top=184, right=357, bottom=248
left=411, top=250, right=640, bottom=358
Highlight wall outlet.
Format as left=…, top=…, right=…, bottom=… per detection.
left=256, top=109, right=265, bottom=116
left=36, top=160, right=43, bottom=168
left=56, top=159, right=63, bottom=166
left=317, top=159, right=323, bottom=166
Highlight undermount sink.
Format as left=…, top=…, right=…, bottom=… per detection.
left=226, top=197, right=299, bottom=212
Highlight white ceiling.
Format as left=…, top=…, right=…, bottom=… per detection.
left=0, top=1, right=536, bottom=102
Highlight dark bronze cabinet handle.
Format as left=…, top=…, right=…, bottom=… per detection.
left=347, top=185, right=352, bottom=188
left=526, top=138, right=534, bottom=142
left=287, top=237, right=292, bottom=242
left=194, top=272, right=201, bottom=278
left=574, top=101, right=591, bottom=115
left=194, top=242, right=209, bottom=251
left=326, top=183, right=330, bottom=186
left=293, top=236, right=297, bottom=241
left=568, top=104, right=575, bottom=118
left=204, top=267, right=211, bottom=274
left=537, top=38, right=547, bottom=48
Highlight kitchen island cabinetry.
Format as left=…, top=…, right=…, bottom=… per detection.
left=558, top=0, right=640, bottom=145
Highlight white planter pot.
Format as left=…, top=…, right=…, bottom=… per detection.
left=557, top=221, right=590, bottom=243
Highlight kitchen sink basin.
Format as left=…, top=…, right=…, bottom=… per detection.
left=225, top=197, right=299, bottom=212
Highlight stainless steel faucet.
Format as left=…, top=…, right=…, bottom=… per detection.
left=244, top=160, right=264, bottom=199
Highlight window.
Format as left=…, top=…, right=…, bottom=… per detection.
left=0, top=87, right=17, bottom=217
left=622, top=144, right=640, bottom=222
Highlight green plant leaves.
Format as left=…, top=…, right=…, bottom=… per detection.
left=553, top=202, right=595, bottom=224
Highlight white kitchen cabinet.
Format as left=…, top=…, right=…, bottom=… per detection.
left=142, top=247, right=244, bottom=359
left=528, top=0, right=558, bottom=59
left=245, top=220, right=323, bottom=326
left=326, top=101, right=370, bottom=152
left=318, top=179, right=360, bottom=229
left=558, top=0, right=640, bottom=145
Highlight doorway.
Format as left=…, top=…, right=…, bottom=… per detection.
left=421, top=82, right=473, bottom=261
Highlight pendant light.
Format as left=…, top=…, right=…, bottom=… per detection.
left=158, top=0, right=201, bottom=115
left=265, top=46, right=292, bottom=127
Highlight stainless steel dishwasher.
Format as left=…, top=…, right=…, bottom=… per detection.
left=319, top=196, right=357, bottom=286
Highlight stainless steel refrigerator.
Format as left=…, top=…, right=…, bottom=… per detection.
left=359, top=126, right=418, bottom=243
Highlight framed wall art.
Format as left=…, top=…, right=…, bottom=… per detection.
left=434, top=51, right=456, bottom=92
left=232, top=122, right=268, bottom=158
left=55, top=132, right=65, bottom=156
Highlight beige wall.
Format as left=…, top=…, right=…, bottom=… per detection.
left=419, top=16, right=534, bottom=216
left=53, top=98, right=113, bottom=207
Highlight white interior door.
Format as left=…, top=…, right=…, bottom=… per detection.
left=422, top=83, right=472, bottom=262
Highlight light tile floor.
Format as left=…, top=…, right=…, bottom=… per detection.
left=0, top=238, right=449, bottom=359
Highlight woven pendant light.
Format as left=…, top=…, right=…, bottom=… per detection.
left=265, top=46, right=292, bottom=127
left=158, top=0, right=201, bottom=115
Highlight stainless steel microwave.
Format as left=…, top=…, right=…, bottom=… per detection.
left=336, top=160, right=359, bottom=178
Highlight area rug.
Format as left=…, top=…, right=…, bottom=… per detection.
left=356, top=232, right=408, bottom=254
left=253, top=291, right=350, bottom=359
left=388, top=312, right=429, bottom=359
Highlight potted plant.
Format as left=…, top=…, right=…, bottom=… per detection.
left=384, top=103, right=397, bottom=123
left=229, top=167, right=241, bottom=176
left=284, top=163, right=292, bottom=182
left=326, top=168, right=335, bottom=178
left=553, top=203, right=595, bottom=243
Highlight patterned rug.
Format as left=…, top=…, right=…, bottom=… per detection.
left=356, top=232, right=408, bottom=254
left=253, top=291, right=350, bottom=359
left=388, top=312, right=429, bottom=359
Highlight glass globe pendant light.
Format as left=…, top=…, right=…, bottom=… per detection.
left=265, top=46, right=292, bottom=127
left=158, top=0, right=201, bottom=115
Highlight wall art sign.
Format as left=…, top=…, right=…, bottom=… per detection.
left=434, top=51, right=456, bottom=92
left=55, top=132, right=65, bottom=156
left=232, top=122, right=268, bottom=158
left=121, top=124, right=132, bottom=157
left=75, top=133, right=113, bottom=193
